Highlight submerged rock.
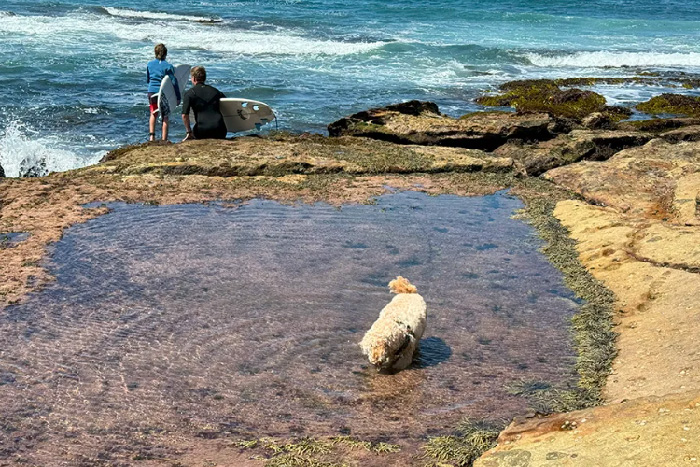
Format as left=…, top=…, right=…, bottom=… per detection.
left=328, top=101, right=563, bottom=151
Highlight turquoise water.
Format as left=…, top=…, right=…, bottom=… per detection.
left=1, top=0, right=700, bottom=175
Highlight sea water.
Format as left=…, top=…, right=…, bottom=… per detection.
left=1, top=0, right=700, bottom=176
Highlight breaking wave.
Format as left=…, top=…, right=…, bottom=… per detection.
left=0, top=122, right=104, bottom=178
left=0, top=11, right=384, bottom=57
left=526, top=51, right=700, bottom=68
left=101, top=7, right=222, bottom=23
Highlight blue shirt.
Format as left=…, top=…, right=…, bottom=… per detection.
left=146, top=59, right=180, bottom=100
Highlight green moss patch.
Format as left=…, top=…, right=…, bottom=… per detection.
left=636, top=93, right=700, bottom=117
left=476, top=81, right=607, bottom=120
left=233, top=436, right=400, bottom=467
left=512, top=185, right=617, bottom=413
left=422, top=419, right=501, bottom=467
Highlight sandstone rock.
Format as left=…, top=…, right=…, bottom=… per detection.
left=475, top=391, right=700, bottom=467
left=634, top=223, right=700, bottom=269
left=580, top=112, right=618, bottom=130
left=674, top=173, right=700, bottom=226
left=553, top=201, right=700, bottom=403
left=493, top=130, right=652, bottom=176
left=659, top=125, right=700, bottom=143
left=544, top=139, right=700, bottom=220
left=328, top=101, right=562, bottom=150
left=91, top=134, right=517, bottom=177
left=617, top=117, right=700, bottom=133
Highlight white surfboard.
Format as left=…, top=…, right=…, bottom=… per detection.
left=155, top=64, right=190, bottom=118
left=219, top=98, right=275, bottom=133
left=173, top=64, right=190, bottom=97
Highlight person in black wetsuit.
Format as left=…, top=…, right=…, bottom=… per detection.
left=181, top=66, right=227, bottom=141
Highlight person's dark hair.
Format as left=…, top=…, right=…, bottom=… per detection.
left=154, top=43, right=167, bottom=60
left=191, top=66, right=206, bottom=83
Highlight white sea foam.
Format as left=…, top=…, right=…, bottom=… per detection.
left=103, top=7, right=221, bottom=23
left=526, top=51, right=700, bottom=68
left=0, top=12, right=383, bottom=56
left=0, top=122, right=104, bottom=178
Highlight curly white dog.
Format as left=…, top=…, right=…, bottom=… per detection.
left=359, top=276, right=427, bottom=372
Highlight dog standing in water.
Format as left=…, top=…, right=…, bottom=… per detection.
left=360, top=276, right=427, bottom=372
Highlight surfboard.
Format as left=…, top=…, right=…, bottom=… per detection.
left=219, top=98, right=275, bottom=133
left=155, top=64, right=190, bottom=118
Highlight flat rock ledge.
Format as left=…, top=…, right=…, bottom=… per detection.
left=94, top=134, right=516, bottom=176
left=477, top=139, right=700, bottom=466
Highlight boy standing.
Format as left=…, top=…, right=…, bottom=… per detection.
left=146, top=44, right=180, bottom=141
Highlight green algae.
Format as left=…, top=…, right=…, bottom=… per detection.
left=513, top=185, right=617, bottom=413
left=422, top=419, right=501, bottom=467
left=476, top=81, right=607, bottom=119
left=636, top=93, right=700, bottom=117
left=234, top=436, right=400, bottom=467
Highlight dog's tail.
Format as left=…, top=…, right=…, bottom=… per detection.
left=389, top=276, right=417, bottom=294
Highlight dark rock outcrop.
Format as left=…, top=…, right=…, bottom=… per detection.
left=617, top=117, right=700, bottom=133
left=493, top=130, right=653, bottom=176
left=0, top=162, right=4, bottom=178
left=328, top=101, right=564, bottom=151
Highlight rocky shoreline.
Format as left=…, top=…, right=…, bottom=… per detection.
left=1, top=80, right=699, bottom=465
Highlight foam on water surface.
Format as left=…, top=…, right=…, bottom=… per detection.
left=0, top=192, right=581, bottom=461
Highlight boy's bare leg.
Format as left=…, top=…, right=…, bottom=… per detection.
left=149, top=112, right=156, bottom=141
left=162, top=119, right=169, bottom=141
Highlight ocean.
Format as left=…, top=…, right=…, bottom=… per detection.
left=1, top=0, right=700, bottom=177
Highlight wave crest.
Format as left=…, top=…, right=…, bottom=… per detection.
left=102, top=7, right=222, bottom=23
left=526, top=51, right=700, bottom=68
left=0, top=122, right=104, bottom=178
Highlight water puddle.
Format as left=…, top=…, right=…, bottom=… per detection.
left=0, top=232, right=30, bottom=248
left=0, top=191, right=580, bottom=459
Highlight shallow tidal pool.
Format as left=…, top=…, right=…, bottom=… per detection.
left=0, top=191, right=581, bottom=459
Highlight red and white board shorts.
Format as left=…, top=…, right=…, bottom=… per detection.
left=148, top=92, right=158, bottom=114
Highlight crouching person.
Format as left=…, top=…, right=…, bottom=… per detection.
left=181, top=66, right=227, bottom=141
